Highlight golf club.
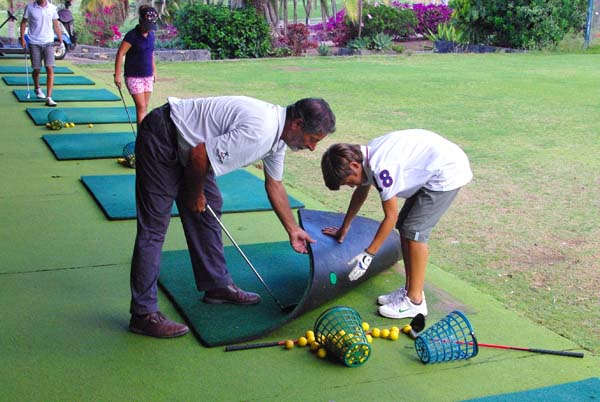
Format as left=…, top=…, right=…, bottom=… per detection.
left=24, top=46, right=30, bottom=99
left=116, top=84, right=137, bottom=167
left=402, top=313, right=425, bottom=340
left=464, top=340, right=584, bottom=358
left=205, top=203, right=296, bottom=313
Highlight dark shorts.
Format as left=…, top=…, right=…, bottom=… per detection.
left=29, top=43, right=55, bottom=70
left=396, top=187, right=460, bottom=243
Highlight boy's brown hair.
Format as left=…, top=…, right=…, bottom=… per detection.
left=320, top=143, right=362, bottom=190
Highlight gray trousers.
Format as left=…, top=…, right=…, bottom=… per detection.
left=130, top=104, right=232, bottom=315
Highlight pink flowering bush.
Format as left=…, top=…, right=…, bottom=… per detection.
left=85, top=5, right=124, bottom=46
left=309, top=2, right=452, bottom=46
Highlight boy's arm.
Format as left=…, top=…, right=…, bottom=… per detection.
left=53, top=18, right=62, bottom=44
left=322, top=184, right=370, bottom=242
left=348, top=196, right=398, bottom=281
left=365, top=197, right=398, bottom=254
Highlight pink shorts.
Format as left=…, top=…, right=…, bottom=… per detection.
left=125, top=76, right=154, bottom=95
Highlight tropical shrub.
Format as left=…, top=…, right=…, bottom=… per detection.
left=174, top=4, right=271, bottom=59
left=450, top=0, right=588, bottom=49
left=360, top=3, right=417, bottom=40
left=310, top=9, right=353, bottom=47
left=280, top=23, right=318, bottom=56
left=369, top=32, right=393, bottom=51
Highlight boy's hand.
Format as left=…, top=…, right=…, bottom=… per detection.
left=321, top=226, right=347, bottom=243
left=348, top=250, right=374, bottom=281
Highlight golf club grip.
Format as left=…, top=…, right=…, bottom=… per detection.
left=225, top=341, right=281, bottom=351
left=527, top=348, right=584, bottom=358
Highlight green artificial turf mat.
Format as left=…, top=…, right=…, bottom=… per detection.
left=13, top=88, right=119, bottom=102
left=464, top=377, right=600, bottom=401
left=26, top=106, right=136, bottom=125
left=158, top=208, right=402, bottom=347
left=2, top=75, right=94, bottom=85
left=0, top=65, right=74, bottom=74
left=159, top=242, right=310, bottom=346
left=42, top=132, right=135, bottom=160
left=80, top=169, right=305, bottom=220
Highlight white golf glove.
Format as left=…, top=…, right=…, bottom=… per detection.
left=348, top=250, right=374, bottom=281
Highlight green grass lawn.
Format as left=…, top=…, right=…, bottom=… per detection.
left=77, top=52, right=600, bottom=354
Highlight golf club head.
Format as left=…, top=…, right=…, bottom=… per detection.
left=410, top=313, right=426, bottom=333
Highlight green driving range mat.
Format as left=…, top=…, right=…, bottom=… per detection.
left=14, top=88, right=119, bottom=102
left=80, top=170, right=305, bottom=220
left=42, top=132, right=135, bottom=160
left=159, top=242, right=310, bottom=347
left=0, top=65, right=74, bottom=74
left=158, top=209, right=401, bottom=347
left=26, top=106, right=136, bottom=125
left=2, top=75, right=94, bottom=85
left=464, top=377, right=600, bottom=401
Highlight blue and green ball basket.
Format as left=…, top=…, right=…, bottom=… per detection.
left=415, top=310, right=479, bottom=364
left=314, top=306, right=371, bottom=367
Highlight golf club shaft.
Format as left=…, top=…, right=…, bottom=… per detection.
left=225, top=340, right=284, bottom=352
left=116, top=84, right=137, bottom=136
left=474, top=342, right=584, bottom=358
left=205, top=203, right=287, bottom=311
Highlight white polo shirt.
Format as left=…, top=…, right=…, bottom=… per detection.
left=363, top=129, right=473, bottom=201
left=168, top=96, right=288, bottom=181
left=23, top=1, right=58, bottom=45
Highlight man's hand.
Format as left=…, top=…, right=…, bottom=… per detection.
left=186, top=190, right=206, bottom=212
left=289, top=228, right=315, bottom=254
left=348, top=250, right=374, bottom=281
left=321, top=226, right=348, bottom=243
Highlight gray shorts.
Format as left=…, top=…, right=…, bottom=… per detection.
left=29, top=43, right=56, bottom=70
left=396, top=187, right=460, bottom=243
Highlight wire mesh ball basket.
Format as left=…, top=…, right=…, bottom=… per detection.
left=313, top=306, right=371, bottom=367
left=122, top=141, right=136, bottom=168
left=415, top=310, right=478, bottom=364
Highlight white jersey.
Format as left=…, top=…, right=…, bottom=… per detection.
left=168, top=96, right=287, bottom=181
left=363, top=129, right=473, bottom=201
left=23, top=1, right=58, bottom=45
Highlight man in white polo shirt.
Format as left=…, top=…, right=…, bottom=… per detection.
left=320, top=129, right=472, bottom=319
left=129, top=96, right=336, bottom=338
left=20, top=0, right=62, bottom=107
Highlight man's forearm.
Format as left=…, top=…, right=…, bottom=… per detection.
left=265, top=176, right=297, bottom=234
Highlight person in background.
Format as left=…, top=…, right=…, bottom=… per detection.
left=114, top=5, right=158, bottom=128
left=20, top=0, right=63, bottom=107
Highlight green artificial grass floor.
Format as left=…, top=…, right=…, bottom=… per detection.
left=1, top=58, right=598, bottom=402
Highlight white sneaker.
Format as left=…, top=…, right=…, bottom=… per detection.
left=378, top=294, right=428, bottom=319
left=377, top=287, right=406, bottom=305
left=35, top=88, right=45, bottom=99
left=46, top=97, right=57, bottom=107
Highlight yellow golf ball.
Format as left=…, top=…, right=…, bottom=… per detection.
left=317, top=348, right=327, bottom=359
left=310, top=341, right=320, bottom=351
left=402, top=324, right=412, bottom=334
left=362, top=322, right=370, bottom=331
left=306, top=330, right=314, bottom=339
left=371, top=328, right=381, bottom=338
left=88, top=123, right=94, bottom=128
left=381, top=329, right=390, bottom=339
left=366, top=334, right=373, bottom=343
left=284, top=339, right=294, bottom=349
left=297, top=336, right=308, bottom=347
left=390, top=326, right=400, bottom=333
left=388, top=331, right=399, bottom=341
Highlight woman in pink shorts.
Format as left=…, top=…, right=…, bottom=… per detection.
left=114, top=5, right=158, bottom=128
